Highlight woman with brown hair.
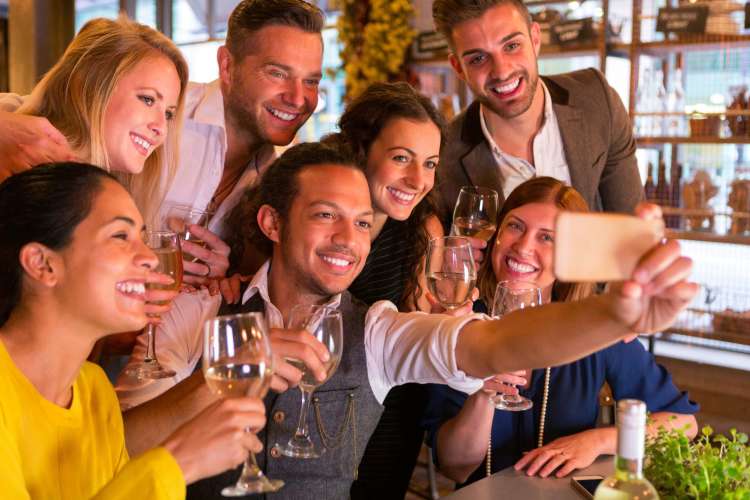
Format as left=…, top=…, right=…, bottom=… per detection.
left=423, top=177, right=698, bottom=487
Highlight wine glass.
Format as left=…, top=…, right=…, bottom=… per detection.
left=490, top=280, right=543, bottom=411
left=277, top=304, right=343, bottom=459
left=426, top=236, right=476, bottom=310
left=163, top=205, right=214, bottom=264
left=203, top=312, right=284, bottom=495
left=127, top=230, right=182, bottom=379
left=451, top=186, right=499, bottom=242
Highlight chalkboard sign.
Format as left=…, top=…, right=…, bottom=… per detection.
left=656, top=6, right=709, bottom=34
left=416, top=31, right=449, bottom=54
left=551, top=17, right=595, bottom=45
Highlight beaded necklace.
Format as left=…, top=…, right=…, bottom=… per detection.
left=485, top=366, right=552, bottom=477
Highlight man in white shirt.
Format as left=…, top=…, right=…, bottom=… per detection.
left=0, top=0, right=325, bottom=283
left=433, top=0, right=643, bottom=222
left=120, top=141, right=696, bottom=498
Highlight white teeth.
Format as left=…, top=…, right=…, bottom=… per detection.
left=507, top=257, right=536, bottom=274
left=388, top=187, right=416, bottom=202
left=268, top=107, right=296, bottom=121
left=117, top=281, right=146, bottom=296
left=131, top=134, right=152, bottom=150
left=321, top=256, right=351, bottom=267
left=493, top=78, right=521, bottom=94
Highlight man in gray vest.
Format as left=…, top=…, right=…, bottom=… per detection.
left=171, top=141, right=694, bottom=498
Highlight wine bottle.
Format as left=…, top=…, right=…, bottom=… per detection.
left=594, top=399, right=659, bottom=499
left=644, top=163, right=656, bottom=202
left=654, top=161, right=670, bottom=207
left=667, top=163, right=683, bottom=229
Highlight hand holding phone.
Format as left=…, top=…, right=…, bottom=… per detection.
left=554, top=212, right=664, bottom=282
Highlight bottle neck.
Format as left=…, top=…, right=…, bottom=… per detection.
left=614, top=455, right=644, bottom=480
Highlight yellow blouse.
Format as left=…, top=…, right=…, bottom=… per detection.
left=0, top=340, right=185, bottom=499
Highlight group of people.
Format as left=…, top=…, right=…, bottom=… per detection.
left=0, top=0, right=699, bottom=499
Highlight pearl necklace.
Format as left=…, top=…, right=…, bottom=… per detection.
left=485, top=366, right=552, bottom=477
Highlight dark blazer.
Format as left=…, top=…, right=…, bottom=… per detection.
left=438, top=68, right=643, bottom=221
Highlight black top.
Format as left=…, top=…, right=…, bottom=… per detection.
left=348, top=217, right=412, bottom=307
left=348, top=217, right=427, bottom=500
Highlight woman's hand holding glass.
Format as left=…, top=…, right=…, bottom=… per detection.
left=202, top=312, right=284, bottom=495
left=490, top=280, right=543, bottom=411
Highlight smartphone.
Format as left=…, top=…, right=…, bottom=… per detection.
left=554, top=212, right=664, bottom=282
left=570, top=475, right=604, bottom=498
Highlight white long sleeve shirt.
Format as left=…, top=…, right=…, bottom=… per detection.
left=116, top=261, right=485, bottom=408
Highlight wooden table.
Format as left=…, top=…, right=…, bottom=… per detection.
left=442, top=457, right=612, bottom=499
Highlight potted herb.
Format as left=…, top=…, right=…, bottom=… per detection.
left=645, top=425, right=750, bottom=499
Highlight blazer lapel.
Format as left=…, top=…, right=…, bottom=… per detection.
left=458, top=101, right=506, bottom=204
left=544, top=76, right=597, bottom=207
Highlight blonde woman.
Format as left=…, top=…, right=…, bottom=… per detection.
left=15, top=16, right=188, bottom=225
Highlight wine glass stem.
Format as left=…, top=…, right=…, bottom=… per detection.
left=143, top=323, right=157, bottom=363
left=294, top=387, right=314, bottom=440
left=237, top=450, right=265, bottom=482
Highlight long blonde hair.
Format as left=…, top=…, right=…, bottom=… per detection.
left=18, top=17, right=189, bottom=225
left=478, top=177, right=595, bottom=305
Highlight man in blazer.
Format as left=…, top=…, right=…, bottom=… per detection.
left=433, top=0, right=643, bottom=220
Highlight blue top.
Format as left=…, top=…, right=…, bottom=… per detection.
left=422, top=304, right=699, bottom=486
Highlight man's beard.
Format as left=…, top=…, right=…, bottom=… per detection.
left=479, top=69, right=539, bottom=120
left=225, top=85, right=265, bottom=145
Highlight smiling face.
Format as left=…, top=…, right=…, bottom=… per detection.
left=449, top=3, right=541, bottom=120
left=275, top=164, right=373, bottom=297
left=491, top=201, right=557, bottom=294
left=55, top=179, right=157, bottom=334
left=221, top=25, right=323, bottom=146
left=365, top=118, right=440, bottom=221
left=102, top=55, right=180, bottom=174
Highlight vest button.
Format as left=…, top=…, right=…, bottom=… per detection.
left=273, top=410, right=285, bottom=423
left=270, top=445, right=281, bottom=458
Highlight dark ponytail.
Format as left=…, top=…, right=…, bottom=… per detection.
left=0, top=163, right=116, bottom=326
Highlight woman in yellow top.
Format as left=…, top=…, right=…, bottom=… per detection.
left=0, top=163, right=266, bottom=499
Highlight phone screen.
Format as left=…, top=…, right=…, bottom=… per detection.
left=573, top=477, right=603, bottom=497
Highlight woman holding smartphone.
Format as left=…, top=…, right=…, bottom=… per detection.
left=422, top=177, right=699, bottom=487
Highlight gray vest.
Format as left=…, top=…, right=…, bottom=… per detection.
left=187, top=291, right=385, bottom=500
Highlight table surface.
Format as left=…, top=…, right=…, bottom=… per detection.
left=442, top=457, right=613, bottom=500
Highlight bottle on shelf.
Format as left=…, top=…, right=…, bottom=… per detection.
left=594, top=399, right=659, bottom=499
left=666, top=68, right=686, bottom=137
left=653, top=69, right=667, bottom=137
left=644, top=162, right=656, bottom=201
left=654, top=160, right=670, bottom=207
left=667, top=162, right=683, bottom=229
left=635, top=67, right=652, bottom=136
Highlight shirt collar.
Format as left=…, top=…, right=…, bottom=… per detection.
left=241, top=259, right=343, bottom=310
left=479, top=80, right=553, bottom=156
left=192, top=79, right=227, bottom=131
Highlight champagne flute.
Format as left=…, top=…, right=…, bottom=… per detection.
left=163, top=205, right=214, bottom=264
left=277, top=305, right=343, bottom=459
left=451, top=186, right=499, bottom=242
left=490, top=280, right=543, bottom=411
left=426, top=236, right=476, bottom=310
left=128, top=230, right=182, bottom=379
left=203, top=312, right=284, bottom=495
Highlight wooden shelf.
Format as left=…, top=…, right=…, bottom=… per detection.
left=636, top=136, right=750, bottom=145
left=538, top=41, right=630, bottom=59
left=666, top=328, right=750, bottom=348
left=667, top=230, right=750, bottom=246
left=636, top=34, right=750, bottom=55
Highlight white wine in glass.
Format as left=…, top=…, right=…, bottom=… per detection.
left=126, top=230, right=182, bottom=380
left=490, top=280, right=543, bottom=411
left=426, top=236, right=476, bottom=310
left=278, top=304, right=343, bottom=459
left=203, top=312, right=283, bottom=496
left=451, top=186, right=499, bottom=242
left=164, top=205, right=213, bottom=264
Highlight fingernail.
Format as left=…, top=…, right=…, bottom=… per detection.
left=634, top=269, right=649, bottom=283
left=322, top=351, right=330, bottom=362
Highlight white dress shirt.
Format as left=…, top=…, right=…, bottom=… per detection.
left=480, top=81, right=571, bottom=199
left=116, top=261, right=485, bottom=408
left=158, top=79, right=276, bottom=238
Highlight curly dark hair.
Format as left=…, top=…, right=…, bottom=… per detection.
left=337, top=81, right=446, bottom=308
left=225, top=141, right=360, bottom=269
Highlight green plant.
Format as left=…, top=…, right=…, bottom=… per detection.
left=645, top=425, right=750, bottom=499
